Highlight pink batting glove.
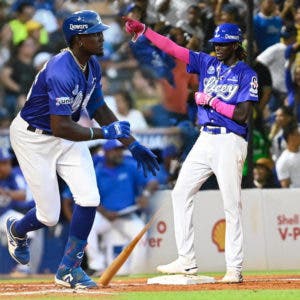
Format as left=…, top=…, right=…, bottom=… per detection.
left=195, top=92, right=213, bottom=106
left=123, top=16, right=146, bottom=42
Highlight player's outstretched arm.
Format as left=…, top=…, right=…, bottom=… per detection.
left=50, top=113, right=130, bottom=141
left=123, top=16, right=190, bottom=64
left=93, top=103, right=160, bottom=177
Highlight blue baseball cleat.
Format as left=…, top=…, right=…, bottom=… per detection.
left=55, top=266, right=98, bottom=289
left=6, top=217, right=30, bottom=265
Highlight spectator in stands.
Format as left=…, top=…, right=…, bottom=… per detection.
left=113, top=89, right=149, bottom=131
left=215, top=1, right=244, bottom=29
left=253, top=0, right=283, bottom=54
left=31, top=2, right=58, bottom=35
left=154, top=0, right=202, bottom=27
left=279, top=0, right=296, bottom=27
left=0, top=21, right=13, bottom=70
left=276, top=122, right=300, bottom=187
left=0, top=148, right=36, bottom=276
left=0, top=37, right=37, bottom=118
left=257, top=24, right=297, bottom=113
left=252, top=157, right=280, bottom=188
left=176, top=4, right=204, bottom=42
left=7, top=2, right=35, bottom=45
left=25, top=19, right=49, bottom=52
left=197, top=0, right=216, bottom=53
left=47, top=10, right=70, bottom=53
left=269, top=105, right=297, bottom=161
left=285, top=38, right=300, bottom=123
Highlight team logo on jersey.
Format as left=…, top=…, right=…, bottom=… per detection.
left=207, top=66, right=215, bottom=75
left=56, top=97, right=73, bottom=106
left=249, top=76, right=258, bottom=97
left=204, top=77, right=239, bottom=101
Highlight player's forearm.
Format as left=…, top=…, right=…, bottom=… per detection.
left=144, top=28, right=190, bottom=64
left=50, top=114, right=107, bottom=141
left=232, top=101, right=252, bottom=124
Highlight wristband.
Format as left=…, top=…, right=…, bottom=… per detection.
left=208, top=97, right=215, bottom=106
left=89, top=127, right=94, bottom=140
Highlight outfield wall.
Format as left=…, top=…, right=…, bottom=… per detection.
left=132, top=189, right=300, bottom=273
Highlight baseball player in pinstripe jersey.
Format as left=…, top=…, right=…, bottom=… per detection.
left=124, top=19, right=258, bottom=282
left=5, top=10, right=159, bottom=289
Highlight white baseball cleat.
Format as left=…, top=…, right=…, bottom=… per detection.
left=156, top=259, right=198, bottom=275
left=220, top=270, right=243, bottom=283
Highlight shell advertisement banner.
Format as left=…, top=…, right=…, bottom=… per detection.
left=132, top=189, right=300, bottom=273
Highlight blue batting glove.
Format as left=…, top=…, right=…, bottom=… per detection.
left=102, top=121, right=130, bottom=139
left=128, top=141, right=160, bottom=177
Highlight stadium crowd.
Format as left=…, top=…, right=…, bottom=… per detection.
left=1, top=0, right=300, bottom=277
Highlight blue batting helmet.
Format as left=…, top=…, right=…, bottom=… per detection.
left=62, top=10, right=110, bottom=45
left=209, top=23, right=243, bottom=43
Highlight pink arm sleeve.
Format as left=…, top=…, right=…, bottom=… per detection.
left=144, top=28, right=190, bottom=64
left=211, top=98, right=236, bottom=119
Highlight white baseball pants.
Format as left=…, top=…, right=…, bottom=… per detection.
left=9, top=114, right=100, bottom=226
left=172, top=131, right=247, bottom=271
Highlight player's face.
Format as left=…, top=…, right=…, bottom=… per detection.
left=79, top=32, right=104, bottom=56
left=275, top=108, right=291, bottom=127
left=105, top=148, right=124, bottom=166
left=214, top=42, right=236, bottom=63
left=253, top=165, right=269, bottom=183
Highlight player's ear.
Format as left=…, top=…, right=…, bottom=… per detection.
left=233, top=42, right=238, bottom=50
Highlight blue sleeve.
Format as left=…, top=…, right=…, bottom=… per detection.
left=285, top=68, right=294, bottom=107
left=285, top=45, right=294, bottom=59
left=46, top=67, right=74, bottom=116
left=86, top=86, right=105, bottom=118
left=186, top=51, right=213, bottom=76
left=86, top=57, right=105, bottom=118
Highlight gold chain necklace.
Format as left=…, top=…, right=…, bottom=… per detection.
left=67, top=48, right=87, bottom=72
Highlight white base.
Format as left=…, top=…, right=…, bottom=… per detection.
left=147, top=274, right=216, bottom=285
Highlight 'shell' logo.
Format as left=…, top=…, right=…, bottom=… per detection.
left=212, top=219, right=226, bottom=252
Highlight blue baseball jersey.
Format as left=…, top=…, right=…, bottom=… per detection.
left=0, top=168, right=25, bottom=216
left=21, top=50, right=105, bottom=132
left=187, top=51, right=258, bottom=137
left=253, top=13, right=282, bottom=53
left=95, top=157, right=148, bottom=212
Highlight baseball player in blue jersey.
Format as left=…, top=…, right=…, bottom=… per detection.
left=5, top=10, right=159, bottom=289
left=124, top=18, right=258, bottom=283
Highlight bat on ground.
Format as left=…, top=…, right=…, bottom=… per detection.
left=98, top=206, right=162, bottom=286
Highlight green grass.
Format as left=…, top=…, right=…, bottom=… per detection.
left=119, top=290, right=300, bottom=300
left=6, top=291, right=298, bottom=300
